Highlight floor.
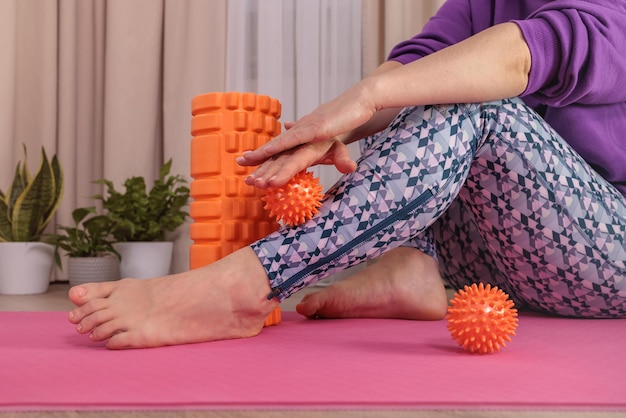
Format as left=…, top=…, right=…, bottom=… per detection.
left=1, top=283, right=623, bottom=418
left=0, top=282, right=315, bottom=312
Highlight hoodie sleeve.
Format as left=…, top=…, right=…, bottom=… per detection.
left=514, top=1, right=626, bottom=106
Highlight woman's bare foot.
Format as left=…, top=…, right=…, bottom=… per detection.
left=68, top=247, right=278, bottom=349
left=296, top=247, right=448, bottom=320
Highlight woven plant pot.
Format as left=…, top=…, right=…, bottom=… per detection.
left=68, top=256, right=120, bottom=287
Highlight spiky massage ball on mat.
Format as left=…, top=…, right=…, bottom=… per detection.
left=262, top=170, right=323, bottom=227
left=446, top=283, right=519, bottom=354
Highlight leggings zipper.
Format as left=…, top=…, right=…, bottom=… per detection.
left=267, top=188, right=435, bottom=300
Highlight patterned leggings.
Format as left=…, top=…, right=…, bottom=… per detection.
left=251, top=98, right=626, bottom=318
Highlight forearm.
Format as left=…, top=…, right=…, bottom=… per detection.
left=365, top=22, right=531, bottom=111
left=237, top=23, right=531, bottom=187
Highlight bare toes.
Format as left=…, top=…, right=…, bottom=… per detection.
left=296, top=292, right=323, bottom=318
left=88, top=318, right=126, bottom=343
left=76, top=306, right=116, bottom=334
left=106, top=331, right=157, bottom=350
left=68, top=297, right=112, bottom=325
left=106, top=332, right=134, bottom=350
left=68, top=281, right=116, bottom=306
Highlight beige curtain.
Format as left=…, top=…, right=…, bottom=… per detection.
left=1, top=0, right=443, bottom=282
left=362, top=0, right=445, bottom=75
left=1, top=0, right=227, bottom=279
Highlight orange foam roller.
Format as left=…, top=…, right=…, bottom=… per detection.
left=190, top=92, right=282, bottom=326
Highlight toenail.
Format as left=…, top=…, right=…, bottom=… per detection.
left=76, top=323, right=82, bottom=332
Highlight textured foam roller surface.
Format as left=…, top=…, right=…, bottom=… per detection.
left=190, top=92, right=282, bottom=325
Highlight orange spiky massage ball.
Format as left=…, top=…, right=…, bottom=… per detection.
left=262, top=170, right=323, bottom=227
left=446, top=283, right=519, bottom=354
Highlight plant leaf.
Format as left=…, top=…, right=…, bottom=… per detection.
left=11, top=148, right=55, bottom=241
left=39, top=153, right=64, bottom=234
left=7, top=145, right=32, bottom=216
left=72, top=206, right=96, bottom=225
left=47, top=207, right=119, bottom=262
left=94, top=159, right=189, bottom=242
left=7, top=162, right=25, bottom=217
left=159, top=158, right=172, bottom=179
left=0, top=198, right=11, bottom=241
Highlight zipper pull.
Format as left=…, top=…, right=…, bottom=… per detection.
left=267, top=288, right=282, bottom=300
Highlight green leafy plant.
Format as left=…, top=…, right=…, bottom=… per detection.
left=0, top=145, right=64, bottom=242
left=46, top=207, right=120, bottom=268
left=93, top=159, right=190, bottom=242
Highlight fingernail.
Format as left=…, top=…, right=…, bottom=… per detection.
left=236, top=156, right=245, bottom=164
left=76, top=323, right=82, bottom=332
left=68, top=311, right=74, bottom=320
left=238, top=150, right=252, bottom=160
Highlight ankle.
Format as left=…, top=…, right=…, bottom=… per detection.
left=390, top=247, right=448, bottom=320
left=221, top=247, right=279, bottom=319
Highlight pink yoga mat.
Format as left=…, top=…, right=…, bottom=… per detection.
left=1, top=311, right=624, bottom=412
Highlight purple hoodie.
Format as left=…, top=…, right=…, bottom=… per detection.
left=388, top=0, right=626, bottom=197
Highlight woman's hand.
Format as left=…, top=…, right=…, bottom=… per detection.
left=236, top=82, right=376, bottom=188
left=240, top=130, right=357, bottom=188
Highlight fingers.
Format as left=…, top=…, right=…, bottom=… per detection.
left=242, top=139, right=357, bottom=188
left=332, top=143, right=358, bottom=174
left=244, top=145, right=318, bottom=188
left=245, top=158, right=306, bottom=189
left=237, top=123, right=322, bottom=167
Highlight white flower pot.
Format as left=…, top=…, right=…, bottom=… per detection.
left=68, top=256, right=120, bottom=287
left=0, top=242, right=54, bottom=295
left=114, top=242, right=174, bottom=279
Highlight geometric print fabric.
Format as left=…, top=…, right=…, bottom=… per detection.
left=435, top=99, right=626, bottom=318
left=251, top=98, right=626, bottom=318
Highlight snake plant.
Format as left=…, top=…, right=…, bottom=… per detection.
left=0, top=146, right=64, bottom=242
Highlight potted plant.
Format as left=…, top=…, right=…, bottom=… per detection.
left=47, top=207, right=121, bottom=287
left=0, top=146, right=64, bottom=294
left=93, top=159, right=189, bottom=279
